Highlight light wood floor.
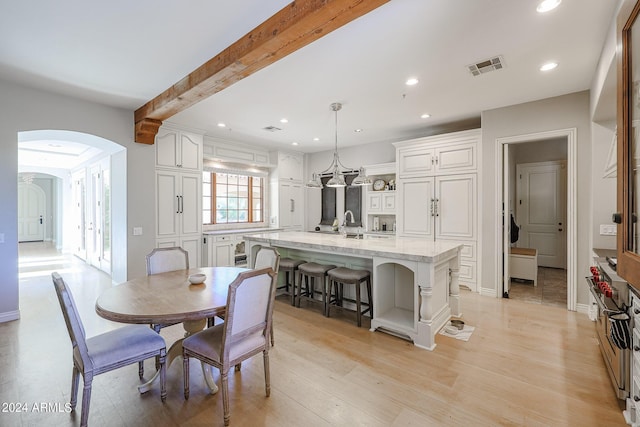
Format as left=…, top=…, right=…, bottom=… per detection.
left=0, top=242, right=626, bottom=426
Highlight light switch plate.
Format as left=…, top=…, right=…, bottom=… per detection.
left=133, top=227, right=143, bottom=236
left=599, top=224, right=616, bottom=236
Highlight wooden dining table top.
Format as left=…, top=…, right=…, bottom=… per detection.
left=95, top=266, right=249, bottom=325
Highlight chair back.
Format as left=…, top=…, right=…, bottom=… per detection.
left=52, top=272, right=91, bottom=372
left=254, top=247, right=280, bottom=273
left=146, top=247, right=189, bottom=275
left=221, top=268, right=277, bottom=365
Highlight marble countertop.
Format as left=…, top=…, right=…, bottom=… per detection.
left=203, top=227, right=281, bottom=236
left=243, top=231, right=462, bottom=263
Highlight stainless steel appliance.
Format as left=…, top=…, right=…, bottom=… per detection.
left=587, top=258, right=630, bottom=400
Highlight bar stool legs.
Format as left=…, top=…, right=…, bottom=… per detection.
left=295, top=262, right=336, bottom=313
left=278, top=258, right=304, bottom=306
left=326, top=267, right=372, bottom=327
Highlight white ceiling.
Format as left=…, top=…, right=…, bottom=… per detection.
left=1, top=0, right=619, bottom=158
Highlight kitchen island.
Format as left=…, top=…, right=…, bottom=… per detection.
left=243, top=231, right=462, bottom=350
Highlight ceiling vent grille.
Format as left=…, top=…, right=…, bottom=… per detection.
left=467, top=55, right=505, bottom=76
left=263, top=126, right=282, bottom=132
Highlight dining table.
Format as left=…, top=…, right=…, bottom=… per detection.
left=95, top=266, right=249, bottom=394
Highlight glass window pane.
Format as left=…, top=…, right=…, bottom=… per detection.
left=238, top=197, right=248, bottom=209
left=238, top=210, right=248, bottom=221
left=228, top=210, right=238, bottom=222
left=216, top=197, right=227, bottom=209
left=203, top=172, right=211, bottom=183
left=238, top=175, right=248, bottom=186
left=216, top=184, right=227, bottom=197
left=253, top=210, right=262, bottom=222
left=216, top=173, right=227, bottom=184
left=228, top=174, right=238, bottom=186
left=203, top=185, right=211, bottom=197
left=216, top=210, right=227, bottom=223
left=228, top=185, right=238, bottom=197
left=228, top=198, right=238, bottom=209
left=203, top=211, right=211, bottom=224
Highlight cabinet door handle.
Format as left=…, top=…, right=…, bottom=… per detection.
left=290, top=199, right=294, bottom=212
left=181, top=195, right=184, bottom=213
left=435, top=198, right=440, bottom=216
left=176, top=195, right=180, bottom=214
left=430, top=198, right=435, bottom=216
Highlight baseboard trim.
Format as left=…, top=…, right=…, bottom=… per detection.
left=0, top=310, right=20, bottom=323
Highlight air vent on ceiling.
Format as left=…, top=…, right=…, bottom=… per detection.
left=263, top=126, right=282, bottom=132
left=467, top=55, right=505, bottom=76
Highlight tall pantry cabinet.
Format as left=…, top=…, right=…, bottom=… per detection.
left=394, top=129, right=480, bottom=291
left=155, top=126, right=203, bottom=268
left=269, top=151, right=304, bottom=231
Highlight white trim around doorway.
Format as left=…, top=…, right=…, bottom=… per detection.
left=494, top=128, right=577, bottom=311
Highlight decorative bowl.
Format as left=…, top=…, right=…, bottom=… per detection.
left=188, top=273, right=206, bottom=285
left=450, top=319, right=465, bottom=330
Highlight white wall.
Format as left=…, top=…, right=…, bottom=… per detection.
left=481, top=91, right=592, bottom=306
left=591, top=121, right=617, bottom=250
left=0, top=79, right=156, bottom=322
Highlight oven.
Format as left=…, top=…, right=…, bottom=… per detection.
left=587, top=259, right=630, bottom=400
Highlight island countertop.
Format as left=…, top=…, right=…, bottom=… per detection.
left=242, top=231, right=462, bottom=263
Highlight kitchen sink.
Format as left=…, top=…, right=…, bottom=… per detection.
left=308, top=231, right=362, bottom=239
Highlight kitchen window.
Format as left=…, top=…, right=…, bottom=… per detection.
left=202, top=172, right=263, bottom=224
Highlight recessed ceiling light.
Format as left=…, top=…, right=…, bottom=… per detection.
left=313, top=137, right=320, bottom=141
left=280, top=118, right=288, bottom=123
left=291, top=142, right=298, bottom=146
left=421, top=113, right=431, bottom=119
left=537, top=0, right=561, bottom=13
left=354, top=129, right=363, bottom=133
left=217, top=122, right=226, bottom=128
left=405, top=77, right=419, bottom=86
left=540, top=62, right=558, bottom=71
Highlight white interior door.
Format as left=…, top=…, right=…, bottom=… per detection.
left=72, top=171, right=86, bottom=260
left=88, top=165, right=101, bottom=268
left=18, top=182, right=45, bottom=242
left=516, top=161, right=567, bottom=268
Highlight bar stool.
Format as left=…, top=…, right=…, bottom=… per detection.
left=326, top=267, right=372, bottom=327
left=278, top=258, right=305, bottom=306
left=296, top=262, right=336, bottom=313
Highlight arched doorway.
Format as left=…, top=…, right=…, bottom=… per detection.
left=18, top=130, right=126, bottom=279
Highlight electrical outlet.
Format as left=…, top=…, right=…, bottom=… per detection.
left=133, top=227, right=143, bottom=236
left=599, top=224, right=616, bottom=236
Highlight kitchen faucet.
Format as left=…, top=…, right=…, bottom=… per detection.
left=343, top=210, right=354, bottom=227
left=341, top=210, right=356, bottom=238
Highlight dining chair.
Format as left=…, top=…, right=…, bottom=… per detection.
left=182, top=267, right=277, bottom=426
left=144, top=246, right=189, bottom=375
left=146, top=246, right=189, bottom=275
left=253, top=247, right=280, bottom=346
left=52, top=272, right=167, bottom=427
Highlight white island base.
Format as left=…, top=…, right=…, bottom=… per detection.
left=243, top=232, right=462, bottom=350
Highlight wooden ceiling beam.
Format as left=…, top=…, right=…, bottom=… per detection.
left=134, top=0, right=389, bottom=144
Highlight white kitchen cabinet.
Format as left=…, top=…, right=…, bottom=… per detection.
left=203, top=234, right=246, bottom=267
left=397, top=130, right=478, bottom=178
left=155, top=170, right=202, bottom=267
left=278, top=181, right=304, bottom=230
left=156, top=128, right=202, bottom=171
left=275, top=151, right=304, bottom=182
left=156, top=236, right=201, bottom=269
left=366, top=191, right=396, bottom=214
left=394, top=129, right=480, bottom=291
left=270, top=151, right=304, bottom=231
